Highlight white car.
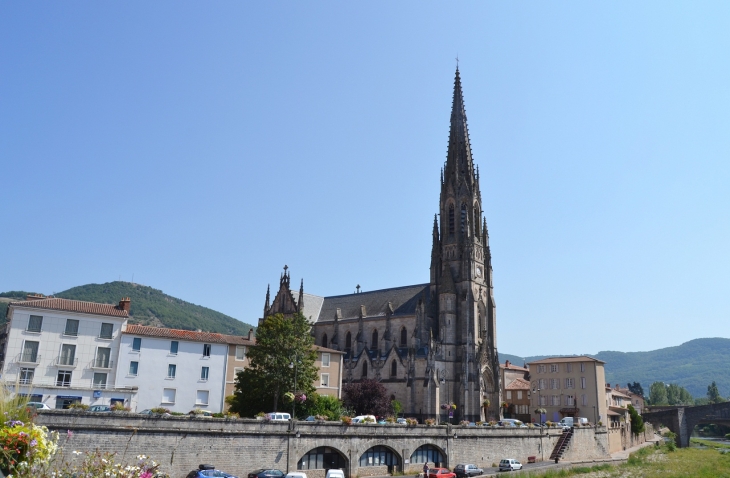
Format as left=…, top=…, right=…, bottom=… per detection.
left=26, top=402, right=51, bottom=410
left=352, top=415, right=376, bottom=423
left=498, top=459, right=522, bottom=471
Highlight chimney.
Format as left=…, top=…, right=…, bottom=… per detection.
left=248, top=328, right=254, bottom=341
left=505, top=360, right=511, bottom=367
left=118, top=297, right=131, bottom=312
left=26, top=294, right=44, bottom=301
left=615, top=384, right=620, bottom=390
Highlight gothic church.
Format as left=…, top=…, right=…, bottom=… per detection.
left=263, top=69, right=501, bottom=422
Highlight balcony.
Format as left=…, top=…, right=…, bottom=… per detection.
left=52, top=356, right=79, bottom=368
left=91, top=359, right=114, bottom=370
left=17, top=353, right=41, bottom=365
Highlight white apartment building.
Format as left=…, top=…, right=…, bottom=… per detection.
left=0, top=295, right=137, bottom=409
left=115, top=325, right=228, bottom=413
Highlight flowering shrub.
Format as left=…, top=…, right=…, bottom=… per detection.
left=459, top=420, right=470, bottom=426
left=0, top=420, right=58, bottom=475
left=361, top=416, right=375, bottom=424
left=341, top=416, right=353, bottom=425
left=67, top=403, right=89, bottom=411
left=315, top=415, right=327, bottom=421
left=424, top=418, right=436, bottom=426
left=149, top=408, right=170, bottom=415
left=405, top=418, right=418, bottom=425
left=111, top=403, right=131, bottom=412
left=10, top=450, right=168, bottom=478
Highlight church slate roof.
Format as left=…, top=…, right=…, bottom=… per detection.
left=314, top=284, right=430, bottom=323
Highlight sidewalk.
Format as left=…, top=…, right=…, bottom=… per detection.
left=609, top=434, right=663, bottom=460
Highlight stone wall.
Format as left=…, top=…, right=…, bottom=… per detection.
left=35, top=412, right=611, bottom=478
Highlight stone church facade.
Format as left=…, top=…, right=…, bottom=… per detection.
left=263, top=69, right=501, bottom=422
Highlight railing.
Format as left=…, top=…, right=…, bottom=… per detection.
left=92, top=359, right=114, bottom=370
left=52, top=356, right=79, bottom=367
left=17, top=353, right=41, bottom=364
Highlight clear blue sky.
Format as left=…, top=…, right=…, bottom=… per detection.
left=2, top=2, right=729, bottom=357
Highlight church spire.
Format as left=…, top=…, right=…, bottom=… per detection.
left=445, top=67, right=476, bottom=187
left=298, top=278, right=304, bottom=313
left=264, top=284, right=270, bottom=317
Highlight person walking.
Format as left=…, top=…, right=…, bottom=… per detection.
left=423, top=462, right=430, bottom=478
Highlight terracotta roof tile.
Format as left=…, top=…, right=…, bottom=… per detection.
left=505, top=378, right=531, bottom=390
left=10, top=298, right=129, bottom=318
left=501, top=363, right=529, bottom=372
left=527, top=355, right=605, bottom=365
left=124, top=325, right=255, bottom=345
left=314, top=345, right=345, bottom=355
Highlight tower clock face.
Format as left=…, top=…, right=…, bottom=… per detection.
left=476, top=266, right=482, bottom=277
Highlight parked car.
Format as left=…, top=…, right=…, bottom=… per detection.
left=189, top=410, right=214, bottom=416
left=285, top=473, right=307, bottom=478
left=304, top=416, right=316, bottom=422
left=498, top=459, right=522, bottom=472
left=351, top=415, right=376, bottom=424
left=88, top=405, right=111, bottom=412
left=265, top=413, right=291, bottom=422
left=186, top=464, right=239, bottom=478
left=139, top=409, right=171, bottom=416
left=248, top=469, right=285, bottom=478
left=325, top=470, right=345, bottom=478
left=396, top=418, right=407, bottom=425
left=26, top=402, right=50, bottom=410
left=427, top=468, right=456, bottom=478
left=498, top=419, right=527, bottom=428
left=454, top=464, right=483, bottom=477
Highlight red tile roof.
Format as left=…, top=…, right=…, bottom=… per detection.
left=501, top=362, right=529, bottom=372
left=314, top=345, right=345, bottom=355
left=124, top=324, right=255, bottom=345
left=10, top=297, right=129, bottom=318
left=527, top=355, right=605, bottom=365
left=505, top=378, right=531, bottom=390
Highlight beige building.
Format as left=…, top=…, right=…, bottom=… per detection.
left=527, top=356, right=607, bottom=425
left=500, top=361, right=530, bottom=423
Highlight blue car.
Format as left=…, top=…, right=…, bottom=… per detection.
left=186, top=464, right=239, bottom=478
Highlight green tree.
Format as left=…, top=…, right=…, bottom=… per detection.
left=707, top=381, right=725, bottom=404
left=648, top=381, right=668, bottom=405
left=391, top=399, right=403, bottom=417
left=627, top=404, right=645, bottom=436
left=300, top=393, right=345, bottom=421
left=343, top=378, right=391, bottom=417
left=229, top=312, right=318, bottom=417
left=627, top=382, right=644, bottom=396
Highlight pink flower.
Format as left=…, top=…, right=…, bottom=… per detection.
left=67, top=430, right=73, bottom=439
left=140, top=472, right=153, bottom=478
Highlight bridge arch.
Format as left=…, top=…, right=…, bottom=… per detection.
left=410, top=443, right=447, bottom=467
left=298, top=446, right=349, bottom=475
left=359, top=445, right=401, bottom=474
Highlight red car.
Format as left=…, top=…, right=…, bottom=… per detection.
left=428, top=469, right=456, bottom=478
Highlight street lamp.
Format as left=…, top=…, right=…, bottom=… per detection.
left=439, top=369, right=451, bottom=424
left=289, top=353, right=299, bottom=420
left=532, top=386, right=542, bottom=424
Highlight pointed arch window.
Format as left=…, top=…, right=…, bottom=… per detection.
left=391, top=361, right=397, bottom=377
left=400, top=327, right=407, bottom=347
left=362, top=362, right=368, bottom=378
left=345, top=331, right=352, bottom=351
left=474, top=207, right=480, bottom=239
left=322, top=333, right=328, bottom=349
left=448, top=204, right=455, bottom=235
left=371, top=329, right=378, bottom=350
left=460, top=203, right=467, bottom=235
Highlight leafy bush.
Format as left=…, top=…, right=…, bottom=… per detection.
left=405, top=418, right=418, bottom=425
left=111, top=403, right=131, bottom=412
left=341, top=416, right=353, bottom=425
left=425, top=418, right=436, bottom=426
left=68, top=403, right=89, bottom=411
left=150, top=407, right=170, bottom=414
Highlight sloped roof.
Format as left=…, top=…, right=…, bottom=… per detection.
left=314, top=345, right=345, bottom=355
left=527, top=355, right=605, bottom=365
left=298, top=292, right=324, bottom=324
left=124, top=324, right=254, bottom=345
left=315, top=284, right=429, bottom=323
left=505, top=378, right=531, bottom=390
left=501, top=362, right=529, bottom=372
left=9, top=297, right=129, bottom=318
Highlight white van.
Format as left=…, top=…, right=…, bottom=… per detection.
left=559, top=417, right=588, bottom=429
left=266, top=412, right=292, bottom=422
left=286, top=473, right=308, bottom=478
left=325, top=470, right=345, bottom=478
left=352, top=415, right=376, bottom=424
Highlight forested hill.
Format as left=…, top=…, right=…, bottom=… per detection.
left=500, top=337, right=730, bottom=399
left=0, top=281, right=254, bottom=336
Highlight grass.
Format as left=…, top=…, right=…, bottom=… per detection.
left=524, top=442, right=730, bottom=477
left=691, top=437, right=730, bottom=449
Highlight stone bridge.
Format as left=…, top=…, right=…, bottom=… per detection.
left=642, top=402, right=730, bottom=447
left=35, top=411, right=611, bottom=478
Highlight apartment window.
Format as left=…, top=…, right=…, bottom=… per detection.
left=56, top=370, right=72, bottom=387
left=550, top=378, right=560, bottom=389
left=538, top=365, right=546, bottom=373
left=506, top=391, right=512, bottom=400
left=551, top=395, right=559, bottom=406
left=21, top=341, right=39, bottom=363
left=539, top=379, right=547, bottom=389
left=167, top=364, right=177, bottom=379
left=170, top=341, right=178, bottom=355
left=203, top=344, right=211, bottom=357
left=64, top=319, right=79, bottom=336
left=321, top=373, right=330, bottom=387
left=27, top=315, right=43, bottom=332
left=132, top=337, right=141, bottom=352
left=580, top=363, right=585, bottom=372
left=517, top=391, right=523, bottom=400
left=99, top=323, right=114, bottom=339
left=196, top=390, right=209, bottom=406
left=201, top=366, right=209, bottom=381
left=566, top=363, right=573, bottom=373
left=322, top=353, right=331, bottom=367
left=565, top=378, right=575, bottom=389
left=162, top=388, right=176, bottom=404
left=95, top=347, right=111, bottom=368
left=233, top=367, right=244, bottom=377
left=235, top=346, right=246, bottom=361
left=582, top=394, right=588, bottom=406
left=93, top=372, right=107, bottom=389
left=581, top=377, right=587, bottom=389
left=550, top=364, right=558, bottom=373
left=19, top=368, right=34, bottom=385
left=129, top=361, right=139, bottom=376
left=565, top=395, right=575, bottom=406
left=539, top=395, right=547, bottom=406
left=60, top=344, right=76, bottom=366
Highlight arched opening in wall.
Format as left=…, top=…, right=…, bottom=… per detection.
left=359, top=446, right=401, bottom=474
left=345, top=332, right=352, bottom=351
left=410, top=444, right=446, bottom=468
left=448, top=204, right=455, bottom=235
left=371, top=329, right=378, bottom=349
left=298, top=446, right=348, bottom=475
left=391, top=361, right=397, bottom=377
left=460, top=204, right=467, bottom=235
left=322, top=333, right=328, bottom=349
left=474, top=207, right=480, bottom=239
left=362, top=361, right=368, bottom=378
left=400, top=327, right=407, bottom=346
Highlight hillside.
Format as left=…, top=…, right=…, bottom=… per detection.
left=0, top=282, right=254, bottom=336
left=500, top=337, right=730, bottom=398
